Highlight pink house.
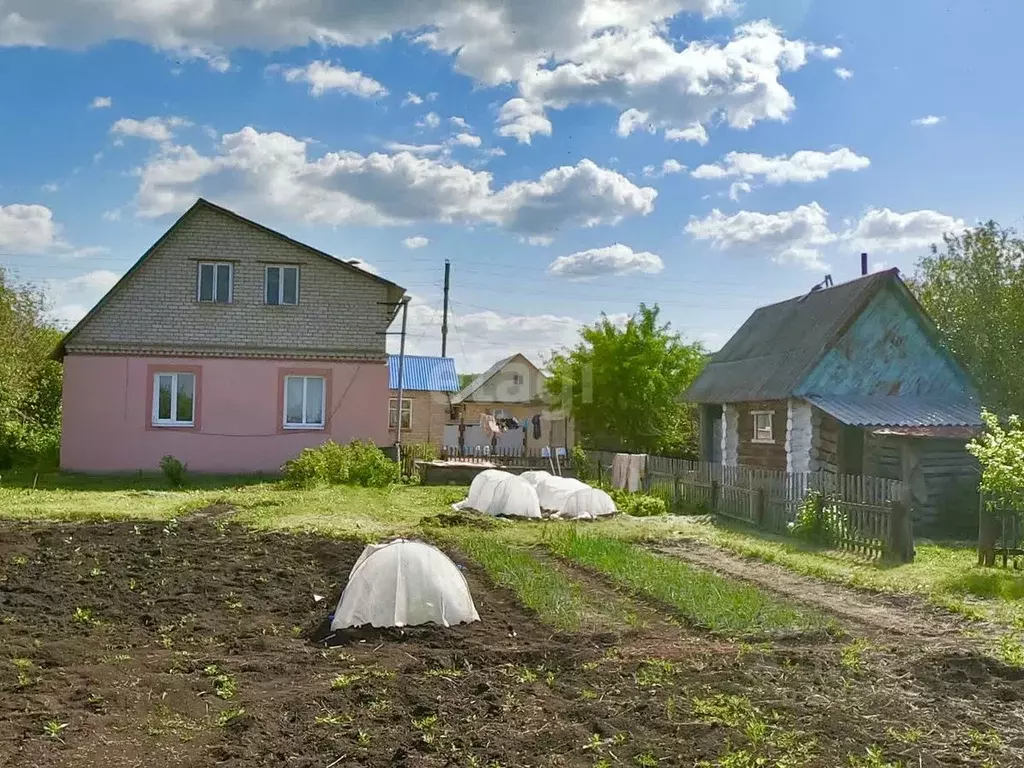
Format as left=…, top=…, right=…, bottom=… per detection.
left=54, top=199, right=407, bottom=473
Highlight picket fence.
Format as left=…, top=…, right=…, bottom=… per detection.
left=589, top=451, right=913, bottom=563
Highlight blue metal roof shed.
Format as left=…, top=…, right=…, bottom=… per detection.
left=388, top=355, right=460, bottom=392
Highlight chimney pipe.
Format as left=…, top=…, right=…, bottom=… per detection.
left=861, top=252, right=868, bottom=276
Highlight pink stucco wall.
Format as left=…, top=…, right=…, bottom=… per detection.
left=61, top=355, right=390, bottom=473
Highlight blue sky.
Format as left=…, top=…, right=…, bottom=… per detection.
left=1, top=0, right=1020, bottom=373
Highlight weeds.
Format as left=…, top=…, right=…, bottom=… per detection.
left=635, top=659, right=678, bottom=690
left=545, top=529, right=821, bottom=634
left=330, top=673, right=360, bottom=690
left=314, top=710, right=352, bottom=726
left=13, top=657, right=38, bottom=687
left=202, top=665, right=237, bottom=700
left=840, top=638, right=872, bottom=672
left=215, top=707, right=246, bottom=727
left=42, top=720, right=68, bottom=741
left=71, top=607, right=95, bottom=625
left=634, top=753, right=658, bottom=767
left=357, top=730, right=372, bottom=747
left=691, top=694, right=754, bottom=728
left=846, top=745, right=900, bottom=767
left=995, top=633, right=1024, bottom=667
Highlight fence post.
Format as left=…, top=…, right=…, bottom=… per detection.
left=887, top=498, right=915, bottom=564
left=673, top=473, right=681, bottom=511
left=978, top=492, right=998, bottom=567
left=754, top=487, right=766, bottom=528
left=710, top=479, right=720, bottom=515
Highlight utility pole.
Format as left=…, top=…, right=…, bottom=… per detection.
left=394, top=298, right=410, bottom=463
left=441, top=259, right=451, bottom=357
left=378, top=296, right=412, bottom=466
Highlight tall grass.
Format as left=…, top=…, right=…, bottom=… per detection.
left=451, top=534, right=626, bottom=631
left=545, top=528, right=824, bottom=635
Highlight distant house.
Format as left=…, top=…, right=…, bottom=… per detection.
left=387, top=355, right=459, bottom=448
left=54, top=198, right=406, bottom=473
left=447, top=353, right=573, bottom=454
left=684, top=268, right=982, bottom=526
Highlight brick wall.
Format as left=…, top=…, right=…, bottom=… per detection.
left=388, top=390, right=452, bottom=448
left=736, top=400, right=788, bottom=471
left=68, top=205, right=398, bottom=358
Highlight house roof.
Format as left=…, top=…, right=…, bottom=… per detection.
left=686, top=269, right=908, bottom=403
left=806, top=395, right=982, bottom=428
left=388, top=355, right=459, bottom=392
left=52, top=198, right=406, bottom=361
left=451, top=353, right=546, bottom=405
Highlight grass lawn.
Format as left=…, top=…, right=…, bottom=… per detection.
left=678, top=516, right=1024, bottom=628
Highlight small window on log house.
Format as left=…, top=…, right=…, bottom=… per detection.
left=752, top=411, right=774, bottom=443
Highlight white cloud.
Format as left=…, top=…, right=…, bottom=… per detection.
left=41, top=182, right=60, bottom=193
left=45, top=270, right=120, bottom=328
left=417, top=112, right=441, bottom=129
left=728, top=181, right=751, bottom=201
left=691, top=148, right=870, bottom=185
left=516, top=21, right=818, bottom=144
left=102, top=208, right=122, bottom=221
left=0, top=204, right=62, bottom=254
left=89, top=95, right=112, bottom=109
left=450, top=116, right=470, bottom=129
left=383, top=141, right=446, bottom=155
left=133, top=127, right=656, bottom=238
left=834, top=67, right=853, bottom=80
left=452, top=132, right=482, bottom=148
left=111, top=116, right=191, bottom=142
left=403, top=235, right=430, bottom=249
left=346, top=258, right=379, bottom=275
left=642, top=159, right=686, bottom=178
left=497, top=98, right=552, bottom=144
left=280, top=60, right=387, bottom=97
left=548, top=243, right=664, bottom=278
left=912, top=115, right=945, bottom=127
left=426, top=92, right=439, bottom=101
left=686, top=202, right=964, bottom=270
left=816, top=45, right=842, bottom=59
left=402, top=92, right=424, bottom=106
left=845, top=208, right=964, bottom=253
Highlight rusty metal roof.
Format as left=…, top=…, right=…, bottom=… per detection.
left=685, top=270, right=898, bottom=403
left=806, top=395, right=982, bottom=428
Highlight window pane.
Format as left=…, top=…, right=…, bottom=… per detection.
left=157, top=375, right=173, bottom=420
left=283, top=267, right=298, bottom=304
left=176, top=374, right=194, bottom=423
left=285, top=377, right=304, bottom=424
left=266, top=267, right=280, bottom=305
left=215, top=264, right=231, bottom=302
left=305, top=377, right=324, bottom=425
left=199, top=265, right=214, bottom=302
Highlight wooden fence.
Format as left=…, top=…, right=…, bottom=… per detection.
left=439, top=446, right=572, bottom=471
left=588, top=451, right=913, bottom=563
left=977, top=494, right=1023, bottom=568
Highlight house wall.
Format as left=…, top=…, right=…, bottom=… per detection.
left=810, top=407, right=841, bottom=473
left=452, top=402, right=573, bottom=452
left=464, top=358, right=547, bottom=404
left=786, top=400, right=813, bottom=474
left=387, top=390, right=451, bottom=448
left=796, top=283, right=974, bottom=398
left=61, top=354, right=389, bottom=473
left=734, top=400, right=787, bottom=471
left=67, top=205, right=398, bottom=360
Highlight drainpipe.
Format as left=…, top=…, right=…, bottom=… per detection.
left=861, top=252, right=868, bottom=276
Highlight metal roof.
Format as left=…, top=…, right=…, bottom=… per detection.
left=388, top=355, right=460, bottom=392
left=805, top=395, right=982, bottom=428
left=685, top=270, right=898, bottom=403
left=451, top=354, right=515, bottom=404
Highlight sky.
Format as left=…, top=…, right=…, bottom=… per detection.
left=1, top=0, right=1022, bottom=374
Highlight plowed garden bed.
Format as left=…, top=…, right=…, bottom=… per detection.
left=1, top=516, right=1022, bottom=767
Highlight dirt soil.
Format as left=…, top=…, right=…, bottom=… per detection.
left=1, top=516, right=1023, bottom=767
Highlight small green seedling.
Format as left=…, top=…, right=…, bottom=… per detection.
left=215, top=707, right=246, bottom=727
left=357, top=730, right=372, bottom=747
left=43, top=720, right=68, bottom=741
left=330, top=673, right=360, bottom=690
left=72, top=607, right=94, bottom=625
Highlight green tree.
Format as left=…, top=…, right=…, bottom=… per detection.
left=546, top=304, right=706, bottom=456
left=912, top=221, right=1024, bottom=413
left=457, top=373, right=478, bottom=391
left=0, top=267, right=63, bottom=468
left=968, top=409, right=1024, bottom=511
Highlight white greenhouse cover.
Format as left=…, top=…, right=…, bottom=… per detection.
left=519, top=470, right=552, bottom=487
left=331, top=540, right=480, bottom=629
left=452, top=469, right=513, bottom=513
left=535, top=476, right=590, bottom=512
left=557, top=487, right=617, bottom=519
left=455, top=472, right=542, bottom=518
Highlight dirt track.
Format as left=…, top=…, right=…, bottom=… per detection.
left=1, top=516, right=1022, bottom=767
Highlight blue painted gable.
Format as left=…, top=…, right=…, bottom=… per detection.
left=795, top=283, right=974, bottom=398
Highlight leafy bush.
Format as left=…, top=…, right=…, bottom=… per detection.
left=606, top=487, right=668, bottom=517
left=159, top=455, right=187, bottom=488
left=570, top=445, right=590, bottom=482
left=282, top=440, right=400, bottom=488
left=790, top=491, right=845, bottom=545
left=0, top=420, right=60, bottom=470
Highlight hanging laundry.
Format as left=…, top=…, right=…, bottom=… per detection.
left=532, top=414, right=542, bottom=440
left=479, top=413, right=501, bottom=437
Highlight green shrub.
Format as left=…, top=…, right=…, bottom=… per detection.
left=0, top=420, right=60, bottom=470
left=790, top=491, right=846, bottom=545
left=606, top=487, right=668, bottom=517
left=570, top=445, right=590, bottom=482
left=281, top=440, right=399, bottom=488
left=159, top=455, right=187, bottom=488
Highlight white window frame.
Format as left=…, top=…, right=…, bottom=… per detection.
left=751, top=411, right=774, bottom=444
left=265, top=265, right=300, bottom=306
left=511, top=373, right=524, bottom=385
left=490, top=408, right=509, bottom=420
left=197, top=262, right=233, bottom=303
left=389, top=398, right=412, bottom=430
left=283, top=375, right=325, bottom=429
left=152, top=372, right=196, bottom=427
